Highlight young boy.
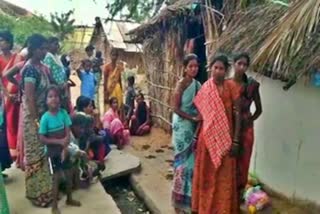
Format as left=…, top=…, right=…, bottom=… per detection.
left=39, top=86, right=81, bottom=214
left=92, top=51, right=103, bottom=108
left=77, top=59, right=96, bottom=107
left=124, top=76, right=136, bottom=125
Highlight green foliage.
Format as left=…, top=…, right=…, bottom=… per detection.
left=50, top=10, right=75, bottom=41
left=106, top=0, right=168, bottom=22
left=0, top=14, right=54, bottom=45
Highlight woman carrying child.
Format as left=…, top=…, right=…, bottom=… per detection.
left=39, top=85, right=81, bottom=214
left=75, top=96, right=111, bottom=171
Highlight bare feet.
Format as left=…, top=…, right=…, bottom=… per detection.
left=66, top=199, right=81, bottom=207
left=52, top=207, right=61, bottom=214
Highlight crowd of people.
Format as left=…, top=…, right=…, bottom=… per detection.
left=0, top=31, right=151, bottom=214
left=171, top=53, right=262, bottom=213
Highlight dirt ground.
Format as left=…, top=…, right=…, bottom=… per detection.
left=129, top=128, right=319, bottom=214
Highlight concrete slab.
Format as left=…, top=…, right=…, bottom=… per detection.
left=4, top=167, right=121, bottom=214
left=101, top=149, right=141, bottom=181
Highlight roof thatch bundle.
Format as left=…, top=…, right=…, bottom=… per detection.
left=128, top=0, right=199, bottom=43
left=211, top=0, right=320, bottom=87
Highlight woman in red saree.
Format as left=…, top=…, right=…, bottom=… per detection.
left=231, top=53, right=262, bottom=190
left=0, top=31, right=25, bottom=159
left=192, top=55, right=241, bottom=214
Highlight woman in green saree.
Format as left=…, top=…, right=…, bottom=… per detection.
left=171, top=54, right=201, bottom=213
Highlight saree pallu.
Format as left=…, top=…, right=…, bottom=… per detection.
left=192, top=79, right=240, bottom=214
left=172, top=79, right=200, bottom=212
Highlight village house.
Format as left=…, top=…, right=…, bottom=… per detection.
left=129, top=0, right=320, bottom=205
left=90, top=19, right=143, bottom=73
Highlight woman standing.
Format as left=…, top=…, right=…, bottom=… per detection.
left=103, top=50, right=124, bottom=112
left=43, top=37, right=70, bottom=112
left=171, top=54, right=201, bottom=213
left=0, top=31, right=24, bottom=159
left=192, top=55, right=241, bottom=214
left=231, top=53, right=262, bottom=190
left=22, top=34, right=52, bottom=207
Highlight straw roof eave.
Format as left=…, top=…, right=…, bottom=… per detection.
left=127, top=0, right=198, bottom=42
left=214, top=0, right=320, bottom=85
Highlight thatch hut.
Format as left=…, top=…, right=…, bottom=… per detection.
left=129, top=0, right=210, bottom=131
left=90, top=19, right=143, bottom=71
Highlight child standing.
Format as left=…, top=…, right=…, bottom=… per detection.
left=124, top=76, right=136, bottom=126
left=39, top=86, right=81, bottom=214
left=92, top=51, right=103, bottom=107
left=77, top=59, right=96, bottom=107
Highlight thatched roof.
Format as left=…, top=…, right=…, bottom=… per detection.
left=214, top=5, right=286, bottom=59
left=0, top=0, right=32, bottom=17
left=213, top=2, right=320, bottom=85
left=128, top=0, right=198, bottom=42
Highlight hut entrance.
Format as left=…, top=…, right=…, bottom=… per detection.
left=187, top=17, right=207, bottom=84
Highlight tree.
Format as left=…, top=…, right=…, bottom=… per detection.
left=106, top=0, right=177, bottom=22
left=50, top=10, right=75, bottom=41
left=0, top=14, right=55, bottom=45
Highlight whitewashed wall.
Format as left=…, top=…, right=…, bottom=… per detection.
left=250, top=75, right=320, bottom=204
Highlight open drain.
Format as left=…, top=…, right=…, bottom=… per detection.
left=103, top=176, right=151, bottom=214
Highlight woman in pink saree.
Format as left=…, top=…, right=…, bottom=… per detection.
left=101, top=97, right=129, bottom=149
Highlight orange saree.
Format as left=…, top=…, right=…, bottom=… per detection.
left=231, top=78, right=260, bottom=189
left=192, top=79, right=240, bottom=214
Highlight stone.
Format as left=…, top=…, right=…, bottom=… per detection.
left=101, top=149, right=141, bottom=181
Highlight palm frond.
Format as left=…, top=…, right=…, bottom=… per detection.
left=253, top=0, right=320, bottom=76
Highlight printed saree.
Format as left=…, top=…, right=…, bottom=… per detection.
left=171, top=79, right=200, bottom=212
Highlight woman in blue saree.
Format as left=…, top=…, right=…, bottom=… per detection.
left=171, top=54, right=201, bottom=213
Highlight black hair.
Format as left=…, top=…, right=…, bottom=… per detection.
left=183, top=53, right=198, bottom=67
left=45, top=85, right=61, bottom=109
left=209, top=55, right=230, bottom=70
left=27, top=34, right=47, bottom=58
left=61, top=54, right=70, bottom=67
left=76, top=96, right=92, bottom=112
left=61, top=54, right=71, bottom=78
left=0, top=30, right=14, bottom=50
left=85, top=45, right=95, bottom=52
left=127, top=76, right=135, bottom=85
left=234, top=52, right=250, bottom=65
left=47, top=36, right=59, bottom=44
left=109, top=97, right=118, bottom=105
left=95, top=50, right=102, bottom=58
left=234, top=52, right=250, bottom=84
